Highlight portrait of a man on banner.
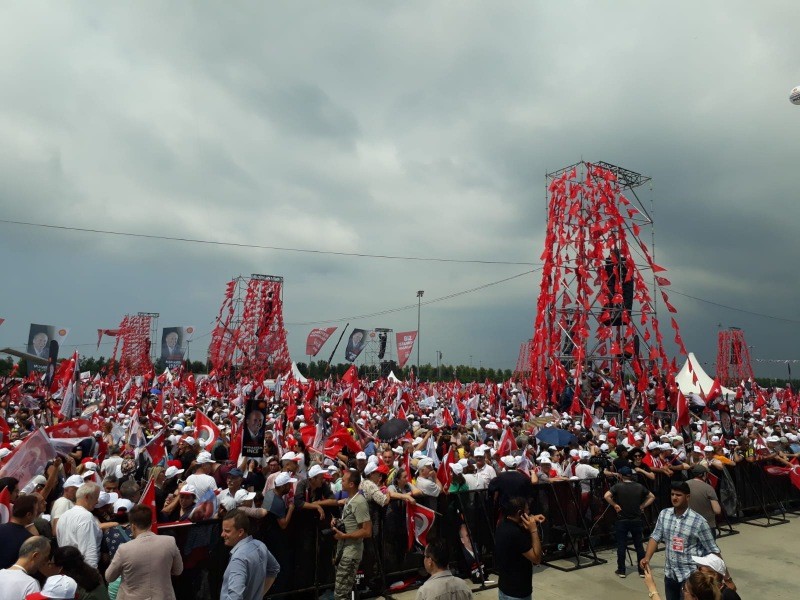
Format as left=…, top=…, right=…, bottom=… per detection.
left=345, top=328, right=368, bottom=363
left=242, top=398, right=267, bottom=457
left=160, top=327, right=186, bottom=368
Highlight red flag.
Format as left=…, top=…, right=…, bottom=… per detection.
left=138, top=477, right=159, bottom=533
left=341, top=365, right=359, bottom=387
left=45, top=419, right=94, bottom=439
left=583, top=407, right=594, bottom=431
left=704, top=379, right=722, bottom=404
left=626, top=427, right=636, bottom=447
left=397, top=405, right=407, bottom=421
left=675, top=390, right=690, bottom=428
left=407, top=502, right=436, bottom=550
left=194, top=411, right=220, bottom=449
left=497, top=427, right=518, bottom=458
left=0, top=416, right=10, bottom=445
left=229, top=414, right=242, bottom=464
left=305, top=327, right=337, bottom=357
left=323, top=427, right=361, bottom=459
left=144, top=430, right=167, bottom=466
left=0, top=429, right=56, bottom=488
left=0, top=487, right=11, bottom=524
left=437, top=447, right=455, bottom=490
left=395, top=332, right=418, bottom=369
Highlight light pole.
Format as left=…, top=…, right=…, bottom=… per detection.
left=436, top=350, right=442, bottom=380
left=417, top=290, right=424, bottom=375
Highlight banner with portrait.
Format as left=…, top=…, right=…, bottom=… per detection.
left=160, top=326, right=193, bottom=369
left=344, top=328, right=368, bottom=363
left=242, top=397, right=267, bottom=458
left=305, top=327, right=337, bottom=357
left=27, top=324, right=70, bottom=375
left=396, top=331, right=417, bottom=368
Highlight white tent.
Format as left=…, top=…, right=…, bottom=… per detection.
left=291, top=362, right=308, bottom=383
left=387, top=371, right=401, bottom=383
left=675, top=352, right=736, bottom=397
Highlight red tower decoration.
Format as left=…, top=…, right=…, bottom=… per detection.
left=715, top=327, right=754, bottom=387
left=529, top=161, right=686, bottom=409
left=514, top=339, right=533, bottom=379
left=111, top=314, right=152, bottom=375
left=208, top=274, right=291, bottom=378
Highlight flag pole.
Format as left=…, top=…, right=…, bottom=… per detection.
left=324, top=323, right=349, bottom=374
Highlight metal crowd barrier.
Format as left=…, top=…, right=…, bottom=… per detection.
left=154, top=462, right=800, bottom=599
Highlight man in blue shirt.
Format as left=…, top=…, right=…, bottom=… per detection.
left=641, top=481, right=721, bottom=600
left=220, top=509, right=280, bottom=600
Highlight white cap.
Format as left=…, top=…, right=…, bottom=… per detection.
left=569, top=449, right=580, bottom=458
left=537, top=455, right=552, bottom=463
left=179, top=484, right=197, bottom=496
left=83, top=462, right=98, bottom=471
left=184, top=436, right=196, bottom=445
left=703, top=446, right=715, bottom=452
left=0, top=448, right=10, bottom=459
left=196, top=451, right=215, bottom=464
left=281, top=451, right=300, bottom=462
left=64, top=475, right=85, bottom=489
left=164, top=466, right=184, bottom=479
left=417, top=458, right=434, bottom=470
left=449, top=462, right=464, bottom=475
left=364, top=462, right=378, bottom=476
left=692, top=554, right=726, bottom=575
left=647, top=441, right=659, bottom=450
left=113, top=498, right=135, bottom=514
left=40, top=574, right=78, bottom=599
left=94, top=491, right=114, bottom=509
left=500, top=455, right=517, bottom=468
left=234, top=489, right=256, bottom=504
left=274, top=472, right=298, bottom=487
left=356, top=451, right=367, bottom=460
left=308, top=464, right=326, bottom=478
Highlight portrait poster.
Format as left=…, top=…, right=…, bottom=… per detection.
left=27, top=324, right=69, bottom=374
left=242, top=398, right=267, bottom=458
left=344, top=328, right=368, bottom=363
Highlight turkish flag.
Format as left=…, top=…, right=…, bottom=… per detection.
left=704, top=379, right=722, bottom=404
left=323, top=427, right=361, bottom=459
left=437, top=447, right=455, bottom=490
left=138, top=477, right=159, bottom=533
left=341, top=365, right=359, bottom=387
left=144, top=430, right=167, bottom=466
left=407, top=502, right=436, bottom=551
left=45, top=419, right=94, bottom=439
left=675, top=390, right=690, bottom=428
left=0, top=486, right=11, bottom=524
left=229, top=414, right=242, bottom=464
left=497, top=427, right=518, bottom=458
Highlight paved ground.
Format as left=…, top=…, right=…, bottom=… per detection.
left=384, top=513, right=799, bottom=599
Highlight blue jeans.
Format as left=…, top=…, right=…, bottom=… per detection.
left=499, top=591, right=532, bottom=600
left=614, top=519, right=645, bottom=572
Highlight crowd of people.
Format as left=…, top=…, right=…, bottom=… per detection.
left=0, top=369, right=796, bottom=600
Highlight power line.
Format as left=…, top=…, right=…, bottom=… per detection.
left=286, top=268, right=539, bottom=326
left=0, top=218, right=537, bottom=266
left=668, top=289, right=800, bottom=325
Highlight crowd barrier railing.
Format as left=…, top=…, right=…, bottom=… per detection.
left=154, top=461, right=800, bottom=599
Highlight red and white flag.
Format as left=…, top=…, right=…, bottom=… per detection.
left=407, top=503, right=435, bottom=550
left=305, top=327, right=337, bottom=357
left=144, top=430, right=167, bottom=466
left=138, top=477, right=159, bottom=533
left=45, top=419, right=94, bottom=439
left=194, top=411, right=220, bottom=449
left=497, top=426, right=518, bottom=458
left=675, top=390, right=690, bottom=429
left=0, top=429, right=56, bottom=489
left=395, top=331, right=417, bottom=369
left=0, top=486, right=11, bottom=524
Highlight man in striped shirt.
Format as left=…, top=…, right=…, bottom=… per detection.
left=640, top=480, right=720, bottom=600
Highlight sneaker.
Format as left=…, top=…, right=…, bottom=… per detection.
left=638, top=569, right=646, bottom=578
left=615, top=569, right=627, bottom=578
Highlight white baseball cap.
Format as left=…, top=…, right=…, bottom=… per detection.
left=449, top=462, right=464, bottom=475
left=308, top=464, right=326, bottom=478
left=234, top=489, right=256, bottom=504
left=274, top=472, right=298, bottom=487
left=364, top=462, right=379, bottom=476
left=164, top=466, right=184, bottom=479
left=113, top=498, right=135, bottom=514
left=64, top=475, right=85, bottom=489
left=40, top=574, right=78, bottom=599
left=196, top=451, right=215, bottom=464
left=356, top=451, right=367, bottom=460
left=692, top=554, right=726, bottom=575
left=179, top=484, right=197, bottom=496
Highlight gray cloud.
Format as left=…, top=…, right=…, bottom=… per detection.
left=0, top=2, right=799, bottom=377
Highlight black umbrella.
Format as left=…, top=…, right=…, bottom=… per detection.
left=377, top=418, right=411, bottom=443
left=535, top=428, right=578, bottom=447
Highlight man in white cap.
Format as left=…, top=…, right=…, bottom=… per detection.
left=183, top=451, right=218, bottom=499
left=263, top=451, right=300, bottom=493
left=295, top=464, right=339, bottom=519
left=50, top=475, right=84, bottom=536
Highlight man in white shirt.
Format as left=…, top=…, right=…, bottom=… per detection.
left=183, top=451, right=219, bottom=500
left=415, top=459, right=442, bottom=497
left=473, top=448, right=497, bottom=489
left=51, top=475, right=84, bottom=536
left=100, top=446, right=124, bottom=478
left=0, top=535, right=51, bottom=600
left=56, top=482, right=102, bottom=568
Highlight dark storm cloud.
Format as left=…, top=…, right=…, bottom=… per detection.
left=0, top=1, right=798, bottom=375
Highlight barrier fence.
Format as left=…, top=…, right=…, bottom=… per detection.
left=155, top=462, right=800, bottom=600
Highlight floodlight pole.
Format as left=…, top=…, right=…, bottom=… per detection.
left=417, top=290, right=424, bottom=375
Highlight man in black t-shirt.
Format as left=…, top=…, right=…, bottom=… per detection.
left=0, top=494, right=36, bottom=569
left=493, top=496, right=545, bottom=600
left=604, top=466, right=655, bottom=578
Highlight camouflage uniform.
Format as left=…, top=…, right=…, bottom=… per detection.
left=334, top=492, right=369, bottom=600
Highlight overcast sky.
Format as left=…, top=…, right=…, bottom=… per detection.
left=0, top=2, right=798, bottom=377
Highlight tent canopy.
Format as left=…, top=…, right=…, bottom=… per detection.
left=675, top=352, right=736, bottom=398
